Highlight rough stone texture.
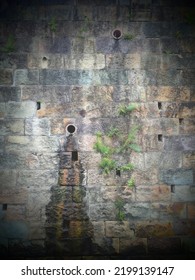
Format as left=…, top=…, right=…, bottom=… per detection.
left=0, top=0, right=195, bottom=260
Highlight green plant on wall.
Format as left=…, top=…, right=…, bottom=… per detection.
left=93, top=103, right=141, bottom=221
left=79, top=15, right=90, bottom=37
left=123, top=33, right=134, bottom=40
left=49, top=16, right=57, bottom=32
left=115, top=198, right=125, bottom=221
left=2, top=34, right=15, bottom=53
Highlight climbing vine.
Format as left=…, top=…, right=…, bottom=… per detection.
left=93, top=103, right=141, bottom=221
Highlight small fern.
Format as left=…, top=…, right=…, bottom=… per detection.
left=127, top=178, right=135, bottom=188
left=99, top=157, right=116, bottom=174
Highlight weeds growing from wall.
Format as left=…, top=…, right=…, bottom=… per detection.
left=93, top=103, right=141, bottom=221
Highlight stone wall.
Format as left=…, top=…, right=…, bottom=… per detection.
left=0, top=0, right=195, bottom=259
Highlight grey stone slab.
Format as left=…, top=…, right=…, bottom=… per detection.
left=25, top=118, right=50, bottom=136
left=0, top=119, right=24, bottom=135
left=0, top=170, right=18, bottom=189
left=164, top=135, right=195, bottom=151
left=0, top=221, right=29, bottom=239
left=0, top=69, right=13, bottom=85
left=39, top=37, right=71, bottom=54
left=0, top=54, right=27, bottom=69
left=172, top=185, right=195, bottom=202
left=160, top=169, right=194, bottom=185
left=14, top=70, right=39, bottom=86
left=0, top=87, right=21, bottom=102
left=6, top=101, right=36, bottom=118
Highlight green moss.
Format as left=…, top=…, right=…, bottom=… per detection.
left=99, top=157, right=116, bottom=174
left=115, top=198, right=125, bottom=221
left=2, top=34, right=15, bottom=53
left=123, top=33, right=134, bottom=40
left=49, top=17, right=57, bottom=32
left=118, top=103, right=138, bottom=116
left=127, top=178, right=135, bottom=188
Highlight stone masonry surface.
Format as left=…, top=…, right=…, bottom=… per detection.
left=0, top=0, right=195, bottom=259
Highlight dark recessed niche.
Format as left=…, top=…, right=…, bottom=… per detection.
left=72, top=151, right=78, bottom=161
left=158, top=134, right=163, bottom=142
left=42, top=56, right=47, bottom=61
left=37, top=101, right=41, bottom=110
left=171, top=185, right=175, bottom=193
left=112, top=29, right=122, bottom=40
left=116, top=169, right=121, bottom=177
left=158, top=102, right=162, bottom=110
left=66, top=124, right=76, bottom=134
left=2, top=204, right=7, bottom=211
left=179, top=118, right=184, bottom=125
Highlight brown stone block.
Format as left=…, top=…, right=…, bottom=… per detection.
left=183, top=152, right=195, bottom=169
left=50, top=118, right=75, bottom=135
left=180, top=119, right=195, bottom=135
left=148, top=237, right=182, bottom=255
left=188, top=203, right=195, bottom=219
left=168, top=202, right=187, bottom=219
left=5, top=204, right=26, bottom=221
left=136, top=185, right=171, bottom=202
left=59, top=168, right=80, bottom=186
left=136, top=221, right=174, bottom=238
left=146, top=86, right=190, bottom=102
left=69, top=221, right=93, bottom=238
left=105, top=221, right=134, bottom=238
left=141, top=135, right=163, bottom=152
left=119, top=238, right=147, bottom=255
left=91, top=221, right=105, bottom=240
left=133, top=168, right=159, bottom=185
left=0, top=69, right=13, bottom=85
left=0, top=188, right=28, bottom=204
left=142, top=118, right=179, bottom=135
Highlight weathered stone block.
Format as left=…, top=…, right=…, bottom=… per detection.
left=178, top=102, right=195, bottom=118
left=72, top=186, right=86, bottom=203
left=6, top=101, right=36, bottom=118
left=71, top=37, right=96, bottom=54
left=183, top=152, right=195, bottom=168
left=164, top=135, right=195, bottom=151
left=17, top=170, right=58, bottom=188
left=141, top=135, right=164, bottom=152
left=172, top=186, right=195, bottom=202
left=6, top=205, right=26, bottom=221
left=148, top=237, right=182, bottom=255
left=0, top=53, right=27, bottom=70
left=136, top=222, right=174, bottom=238
left=0, top=221, right=29, bottom=239
left=146, top=86, right=190, bottom=102
left=0, top=103, right=6, bottom=118
left=160, top=168, right=193, bottom=185
left=0, top=69, right=13, bottom=85
left=0, top=188, right=28, bottom=204
left=106, top=221, right=134, bottom=238
left=6, top=136, right=59, bottom=153
left=136, top=185, right=171, bottom=202
left=14, top=70, right=39, bottom=85
left=39, top=37, right=71, bottom=54
left=59, top=168, right=80, bottom=186
left=0, top=136, right=4, bottom=153
left=89, top=203, right=116, bottom=220
left=141, top=118, right=179, bottom=135
left=0, top=119, right=24, bottom=135
left=0, top=170, right=17, bottom=189
left=133, top=168, right=159, bottom=185
left=69, top=221, right=93, bottom=238
left=25, top=118, right=50, bottom=136
left=180, top=119, right=195, bottom=135
left=0, top=87, right=21, bottom=102
left=91, top=221, right=105, bottom=240
left=28, top=54, right=64, bottom=69
left=119, top=238, right=147, bottom=255
left=168, top=202, right=187, bottom=219
left=188, top=203, right=195, bottom=219
left=125, top=202, right=159, bottom=219
left=145, top=151, right=182, bottom=169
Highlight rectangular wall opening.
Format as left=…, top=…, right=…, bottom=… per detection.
left=116, top=169, right=121, bottom=177
left=158, top=134, right=163, bottom=142
left=72, top=151, right=78, bottom=161
left=2, top=204, right=7, bottom=211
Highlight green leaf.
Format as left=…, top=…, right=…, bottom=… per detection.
left=129, top=143, right=142, bottom=152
